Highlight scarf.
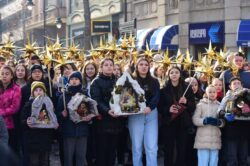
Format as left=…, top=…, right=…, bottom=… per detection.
left=67, top=84, right=82, bottom=95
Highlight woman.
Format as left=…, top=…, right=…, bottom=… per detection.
left=158, top=66, right=195, bottom=166
left=14, top=64, right=28, bottom=88
left=90, top=58, right=124, bottom=166
left=128, top=57, right=160, bottom=166
left=0, top=65, right=21, bottom=153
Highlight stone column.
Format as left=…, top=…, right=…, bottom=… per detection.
left=224, top=0, right=241, bottom=52
left=158, top=0, right=167, bottom=26
left=178, top=0, right=190, bottom=52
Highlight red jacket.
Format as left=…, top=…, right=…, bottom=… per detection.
left=0, top=83, right=21, bottom=129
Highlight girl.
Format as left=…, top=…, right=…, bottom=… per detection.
left=58, top=63, right=77, bottom=90
left=82, top=61, right=98, bottom=95
left=14, top=64, right=28, bottom=87
left=128, top=57, right=160, bottom=166
left=57, top=71, right=93, bottom=166
left=82, top=61, right=98, bottom=165
left=212, top=78, right=224, bottom=102
left=158, top=66, right=196, bottom=166
left=185, top=77, right=203, bottom=104
left=193, top=85, right=224, bottom=166
left=113, top=63, right=122, bottom=78
left=0, top=65, right=21, bottom=153
left=21, top=64, right=56, bottom=165
left=21, top=81, right=57, bottom=166
left=90, top=58, right=124, bottom=166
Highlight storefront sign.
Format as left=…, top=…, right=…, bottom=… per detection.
left=92, top=21, right=111, bottom=33
left=189, top=22, right=224, bottom=44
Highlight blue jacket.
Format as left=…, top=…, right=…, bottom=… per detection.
left=220, top=69, right=250, bottom=90
left=56, top=88, right=89, bottom=138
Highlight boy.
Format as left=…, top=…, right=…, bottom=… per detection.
left=218, top=77, right=250, bottom=166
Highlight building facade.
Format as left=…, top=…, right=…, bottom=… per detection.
left=67, top=0, right=122, bottom=47
left=123, top=0, right=250, bottom=58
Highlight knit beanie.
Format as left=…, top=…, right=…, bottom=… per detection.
left=68, top=71, right=83, bottom=83
left=30, top=64, right=44, bottom=73
left=31, top=81, right=46, bottom=96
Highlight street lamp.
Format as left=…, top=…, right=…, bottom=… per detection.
left=44, top=5, right=63, bottom=46
left=55, top=17, right=63, bottom=29
left=26, top=0, right=34, bottom=11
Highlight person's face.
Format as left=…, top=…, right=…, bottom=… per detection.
left=63, top=64, right=74, bottom=77
left=212, top=79, right=223, bottom=93
left=15, top=66, right=26, bottom=79
left=30, top=59, right=40, bottom=65
left=31, top=69, right=43, bottom=81
left=156, top=67, right=164, bottom=78
left=85, top=64, right=96, bottom=78
left=191, top=82, right=198, bottom=94
left=206, top=87, right=217, bottom=101
left=113, top=65, right=121, bottom=77
left=33, top=87, right=45, bottom=97
left=169, top=68, right=180, bottom=82
left=230, top=80, right=242, bottom=91
left=0, top=61, right=5, bottom=69
left=1, top=68, right=13, bottom=85
left=102, top=60, right=114, bottom=76
left=199, top=74, right=208, bottom=82
left=234, top=56, right=245, bottom=69
left=137, top=60, right=149, bottom=77
left=69, top=77, right=81, bottom=86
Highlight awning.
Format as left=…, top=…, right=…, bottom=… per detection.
left=136, top=28, right=156, bottom=50
left=237, top=20, right=250, bottom=47
left=149, top=25, right=178, bottom=50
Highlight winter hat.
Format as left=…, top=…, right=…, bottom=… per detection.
left=68, top=71, right=83, bottom=83
left=30, top=64, right=44, bottom=73
left=31, top=81, right=46, bottom=96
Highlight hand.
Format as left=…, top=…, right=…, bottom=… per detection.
left=170, top=105, right=178, bottom=114
left=108, top=110, right=119, bottom=118
left=144, top=107, right=151, bottom=115
left=179, top=97, right=187, bottom=104
left=27, top=117, right=33, bottom=128
left=54, top=123, right=59, bottom=129
left=224, top=113, right=235, bottom=122
left=242, top=104, right=250, bottom=113
left=203, top=117, right=221, bottom=126
left=81, top=116, right=92, bottom=122
left=62, top=110, right=68, bottom=118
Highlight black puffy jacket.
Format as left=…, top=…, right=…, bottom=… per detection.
left=90, top=73, right=124, bottom=134
left=158, top=80, right=196, bottom=128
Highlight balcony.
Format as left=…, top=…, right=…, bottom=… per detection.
left=25, top=6, right=66, bottom=30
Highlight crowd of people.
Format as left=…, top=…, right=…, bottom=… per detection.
left=0, top=38, right=250, bottom=166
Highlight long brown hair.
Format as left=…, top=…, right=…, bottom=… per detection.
left=82, top=60, right=98, bottom=86
left=133, top=57, right=157, bottom=96
left=14, top=64, right=28, bottom=81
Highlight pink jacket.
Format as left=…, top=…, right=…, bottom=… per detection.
left=0, top=83, right=21, bottom=129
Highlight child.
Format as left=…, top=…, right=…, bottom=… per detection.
left=57, top=71, right=94, bottom=166
left=193, top=85, right=224, bottom=166
left=21, top=81, right=57, bottom=166
left=212, top=78, right=224, bottom=102
left=218, top=77, right=250, bottom=165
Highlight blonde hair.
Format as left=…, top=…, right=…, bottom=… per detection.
left=203, top=85, right=217, bottom=99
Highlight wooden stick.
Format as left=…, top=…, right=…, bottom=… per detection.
left=47, top=66, right=53, bottom=97
left=61, top=78, right=66, bottom=110
left=182, top=72, right=198, bottom=97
